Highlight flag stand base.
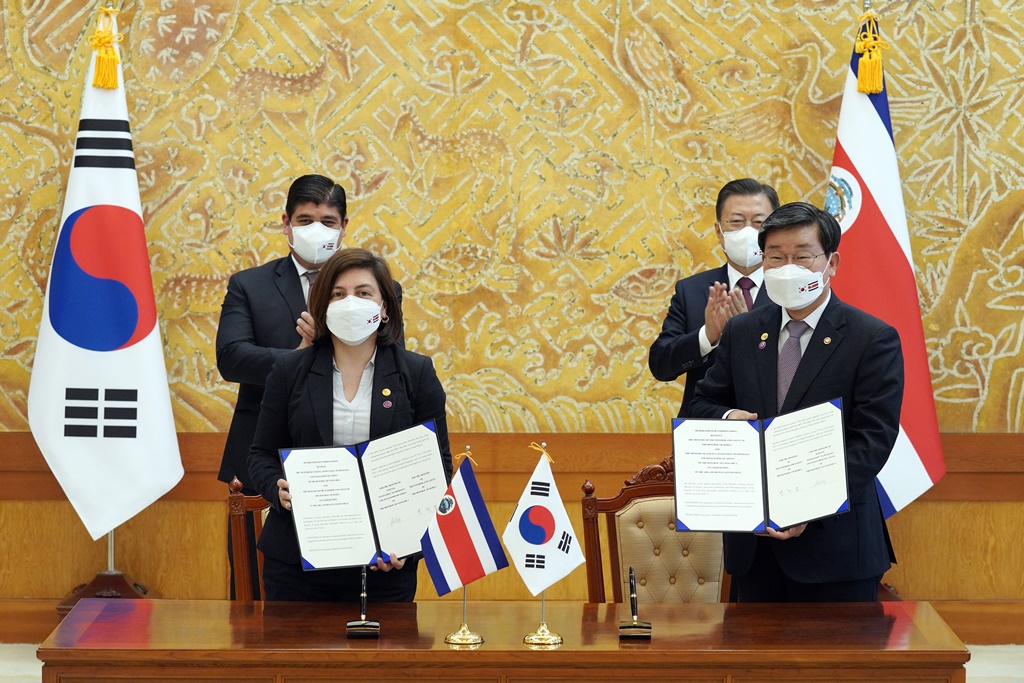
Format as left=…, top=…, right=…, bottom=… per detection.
left=445, top=623, right=483, bottom=647
left=524, top=622, right=562, bottom=649
left=56, top=570, right=152, bottom=620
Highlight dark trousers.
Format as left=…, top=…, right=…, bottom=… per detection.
left=735, top=536, right=882, bottom=603
left=262, top=555, right=419, bottom=603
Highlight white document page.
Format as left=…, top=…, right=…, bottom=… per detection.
left=763, top=400, right=848, bottom=529
left=361, top=422, right=448, bottom=560
left=673, top=418, right=766, bottom=532
left=281, top=446, right=377, bottom=570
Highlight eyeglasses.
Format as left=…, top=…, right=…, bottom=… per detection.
left=723, top=219, right=764, bottom=230
left=763, top=252, right=826, bottom=268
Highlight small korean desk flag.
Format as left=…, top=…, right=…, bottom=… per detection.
left=421, top=458, right=508, bottom=596
left=502, top=452, right=585, bottom=596
left=27, top=6, right=183, bottom=540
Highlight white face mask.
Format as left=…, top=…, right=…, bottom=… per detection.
left=326, top=296, right=382, bottom=346
left=289, top=222, right=341, bottom=265
left=721, top=225, right=763, bottom=268
left=763, top=263, right=828, bottom=310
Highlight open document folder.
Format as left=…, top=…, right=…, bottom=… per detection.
left=673, top=399, right=849, bottom=533
left=281, top=421, right=448, bottom=570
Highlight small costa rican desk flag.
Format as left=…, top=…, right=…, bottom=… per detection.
left=421, top=454, right=508, bottom=597
left=825, top=8, right=945, bottom=516
left=421, top=448, right=508, bottom=646
left=27, top=6, right=183, bottom=540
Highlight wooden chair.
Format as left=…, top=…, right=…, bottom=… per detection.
left=581, top=456, right=728, bottom=604
left=227, top=477, right=270, bottom=601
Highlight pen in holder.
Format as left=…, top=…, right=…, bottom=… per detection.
left=346, top=565, right=380, bottom=639
left=618, top=566, right=652, bottom=639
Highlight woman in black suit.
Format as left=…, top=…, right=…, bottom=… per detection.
left=248, top=248, right=452, bottom=602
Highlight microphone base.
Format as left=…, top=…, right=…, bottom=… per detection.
left=346, top=619, right=380, bottom=639
left=618, top=620, right=652, bottom=639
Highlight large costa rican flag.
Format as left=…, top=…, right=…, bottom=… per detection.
left=825, top=13, right=945, bottom=515
left=27, top=7, right=183, bottom=540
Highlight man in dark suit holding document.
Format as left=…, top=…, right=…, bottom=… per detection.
left=689, top=202, right=904, bottom=602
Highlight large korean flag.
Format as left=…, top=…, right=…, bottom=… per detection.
left=28, top=8, right=183, bottom=540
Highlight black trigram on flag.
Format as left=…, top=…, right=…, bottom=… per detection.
left=64, top=388, right=138, bottom=438
left=73, top=119, right=135, bottom=170
left=529, top=480, right=550, bottom=497
left=525, top=553, right=546, bottom=569
left=558, top=531, right=573, bottom=554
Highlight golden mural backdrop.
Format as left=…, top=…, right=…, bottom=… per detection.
left=1, top=0, right=1022, bottom=436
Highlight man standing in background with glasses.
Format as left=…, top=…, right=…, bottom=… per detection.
left=649, top=178, right=780, bottom=418
left=689, top=202, right=904, bottom=603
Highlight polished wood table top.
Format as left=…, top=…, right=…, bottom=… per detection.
left=40, top=598, right=968, bottom=669
left=39, top=598, right=962, bottom=663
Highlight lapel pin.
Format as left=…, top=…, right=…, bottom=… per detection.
left=824, top=337, right=832, bottom=345
left=383, top=400, right=393, bottom=408
left=758, top=341, right=767, bottom=349
left=760, top=333, right=769, bottom=340
left=382, top=388, right=391, bottom=396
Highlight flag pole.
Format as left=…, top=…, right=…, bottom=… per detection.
left=56, top=527, right=151, bottom=619
left=524, top=589, right=562, bottom=648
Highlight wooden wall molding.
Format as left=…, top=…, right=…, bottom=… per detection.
left=1, top=431, right=1021, bottom=502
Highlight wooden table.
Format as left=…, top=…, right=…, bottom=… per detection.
left=38, top=599, right=969, bottom=682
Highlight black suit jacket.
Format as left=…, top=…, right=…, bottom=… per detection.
left=248, top=342, right=453, bottom=566
left=688, top=294, right=903, bottom=584
left=649, top=264, right=769, bottom=417
left=216, top=256, right=402, bottom=489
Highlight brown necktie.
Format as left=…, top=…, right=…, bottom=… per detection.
left=777, top=319, right=810, bottom=410
left=737, top=276, right=755, bottom=312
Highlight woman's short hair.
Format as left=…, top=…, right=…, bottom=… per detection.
left=307, top=248, right=402, bottom=346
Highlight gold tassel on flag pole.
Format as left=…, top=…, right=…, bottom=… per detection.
left=89, top=3, right=123, bottom=89
left=855, top=3, right=889, bottom=95
left=529, top=441, right=553, bottom=463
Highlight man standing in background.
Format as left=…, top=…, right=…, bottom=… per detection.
left=216, top=174, right=402, bottom=598
left=649, top=178, right=779, bottom=417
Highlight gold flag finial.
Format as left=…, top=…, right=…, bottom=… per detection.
left=855, top=10, right=889, bottom=94
left=88, top=5, right=123, bottom=89
left=529, top=441, right=553, bottom=463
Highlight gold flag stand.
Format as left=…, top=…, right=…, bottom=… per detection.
left=444, top=587, right=483, bottom=648
left=524, top=590, right=562, bottom=649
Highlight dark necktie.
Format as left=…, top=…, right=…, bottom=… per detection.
left=737, top=276, right=755, bottom=312
left=777, top=319, right=810, bottom=410
left=305, top=270, right=318, bottom=302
